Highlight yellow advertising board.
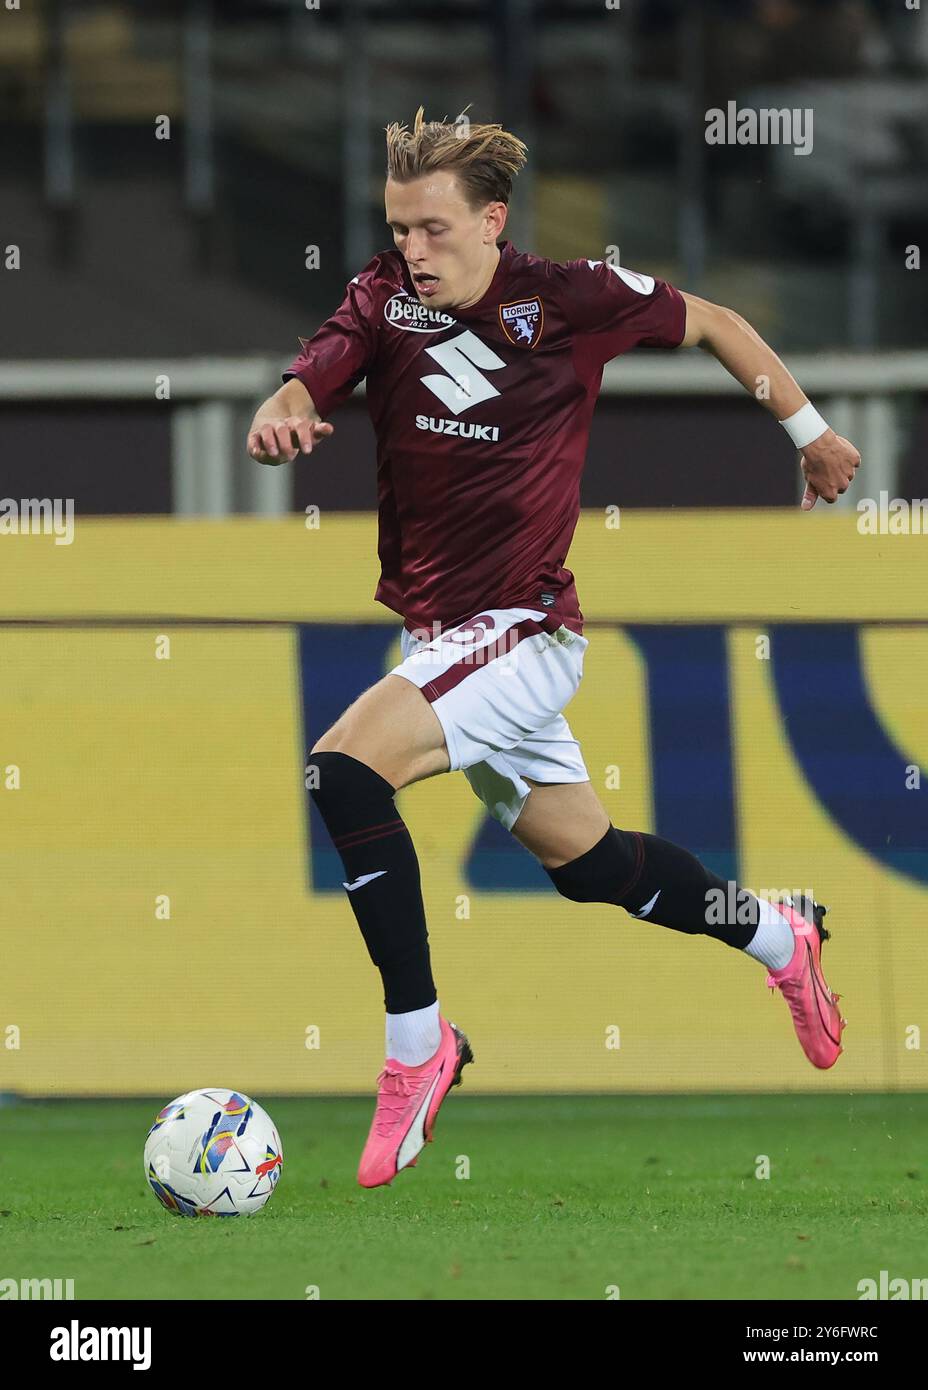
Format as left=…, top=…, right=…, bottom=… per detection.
left=1, top=512, right=925, bottom=1094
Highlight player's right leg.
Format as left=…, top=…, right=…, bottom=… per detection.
left=311, top=664, right=450, bottom=789
left=311, top=607, right=588, bottom=1186
left=307, top=670, right=472, bottom=1189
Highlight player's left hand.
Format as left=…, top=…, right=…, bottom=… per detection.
left=799, top=430, right=860, bottom=510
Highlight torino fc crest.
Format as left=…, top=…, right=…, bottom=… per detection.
left=499, top=297, right=544, bottom=348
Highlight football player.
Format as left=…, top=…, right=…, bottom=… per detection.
left=248, top=108, right=859, bottom=1188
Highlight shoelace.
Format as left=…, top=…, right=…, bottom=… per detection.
left=372, top=1066, right=429, bottom=1138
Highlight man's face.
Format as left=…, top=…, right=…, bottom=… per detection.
left=385, top=170, right=503, bottom=310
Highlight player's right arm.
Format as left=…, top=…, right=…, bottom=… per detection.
left=250, top=262, right=381, bottom=466
left=247, top=378, right=334, bottom=466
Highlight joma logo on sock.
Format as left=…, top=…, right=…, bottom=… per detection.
left=857, top=1271, right=928, bottom=1300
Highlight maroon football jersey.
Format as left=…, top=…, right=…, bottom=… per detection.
left=283, top=240, right=686, bottom=636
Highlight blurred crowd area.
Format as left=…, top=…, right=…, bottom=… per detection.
left=1, top=0, right=927, bottom=356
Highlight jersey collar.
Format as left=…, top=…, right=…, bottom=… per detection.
left=395, top=240, right=515, bottom=318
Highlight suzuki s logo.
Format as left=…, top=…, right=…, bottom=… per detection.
left=420, top=330, right=506, bottom=415
left=384, top=292, right=457, bottom=333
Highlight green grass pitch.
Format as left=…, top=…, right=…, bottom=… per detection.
left=1, top=1093, right=925, bottom=1300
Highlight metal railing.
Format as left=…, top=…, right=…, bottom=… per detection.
left=1, top=351, right=924, bottom=513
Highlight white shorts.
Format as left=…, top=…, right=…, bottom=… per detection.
left=389, top=607, right=591, bottom=831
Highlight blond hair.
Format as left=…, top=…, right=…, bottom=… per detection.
left=385, top=105, right=527, bottom=208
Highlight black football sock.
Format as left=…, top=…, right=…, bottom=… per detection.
left=307, top=751, right=437, bottom=1012
left=546, top=826, right=759, bottom=949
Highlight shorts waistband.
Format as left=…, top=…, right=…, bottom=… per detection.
left=403, top=607, right=578, bottom=641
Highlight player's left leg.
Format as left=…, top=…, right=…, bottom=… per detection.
left=511, top=776, right=779, bottom=947
left=505, top=778, right=845, bottom=1069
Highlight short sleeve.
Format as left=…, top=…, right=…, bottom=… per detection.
left=282, top=270, right=379, bottom=417
left=557, top=258, right=686, bottom=362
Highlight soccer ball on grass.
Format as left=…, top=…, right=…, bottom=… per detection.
left=143, top=1088, right=283, bottom=1217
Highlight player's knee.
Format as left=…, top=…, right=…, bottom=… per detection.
left=545, top=825, right=638, bottom=903
left=306, top=749, right=396, bottom=819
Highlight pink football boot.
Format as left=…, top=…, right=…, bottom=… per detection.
left=358, top=1017, right=474, bottom=1189
left=766, top=896, right=846, bottom=1069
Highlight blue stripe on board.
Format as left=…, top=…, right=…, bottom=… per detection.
left=771, top=624, right=928, bottom=884
left=465, top=815, right=554, bottom=892
left=297, top=623, right=399, bottom=892
left=626, top=625, right=738, bottom=885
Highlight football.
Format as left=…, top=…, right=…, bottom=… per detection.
left=143, top=1088, right=283, bottom=1217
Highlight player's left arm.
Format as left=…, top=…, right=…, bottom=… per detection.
left=678, top=291, right=860, bottom=510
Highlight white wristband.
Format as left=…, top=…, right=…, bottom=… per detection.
left=779, top=402, right=829, bottom=450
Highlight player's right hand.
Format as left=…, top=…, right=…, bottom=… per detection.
left=247, top=417, right=334, bottom=465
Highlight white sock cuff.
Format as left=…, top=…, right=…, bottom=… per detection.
left=385, top=1000, right=441, bottom=1066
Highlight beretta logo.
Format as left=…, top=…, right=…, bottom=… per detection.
left=384, top=292, right=456, bottom=333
